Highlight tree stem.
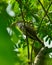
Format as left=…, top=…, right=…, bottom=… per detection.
left=33, top=47, right=46, bottom=65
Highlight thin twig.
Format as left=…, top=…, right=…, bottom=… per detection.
left=38, top=0, right=52, bottom=32
left=38, top=0, right=51, bottom=22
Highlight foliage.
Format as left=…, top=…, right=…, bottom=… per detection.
left=0, top=0, right=52, bottom=65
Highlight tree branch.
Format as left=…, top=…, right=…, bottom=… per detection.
left=33, top=47, right=47, bottom=65
left=38, top=0, right=51, bottom=23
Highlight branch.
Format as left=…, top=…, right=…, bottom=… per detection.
left=38, top=0, right=51, bottom=23
left=33, top=47, right=47, bottom=65
left=26, top=33, right=30, bottom=65
left=37, top=2, right=52, bottom=32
